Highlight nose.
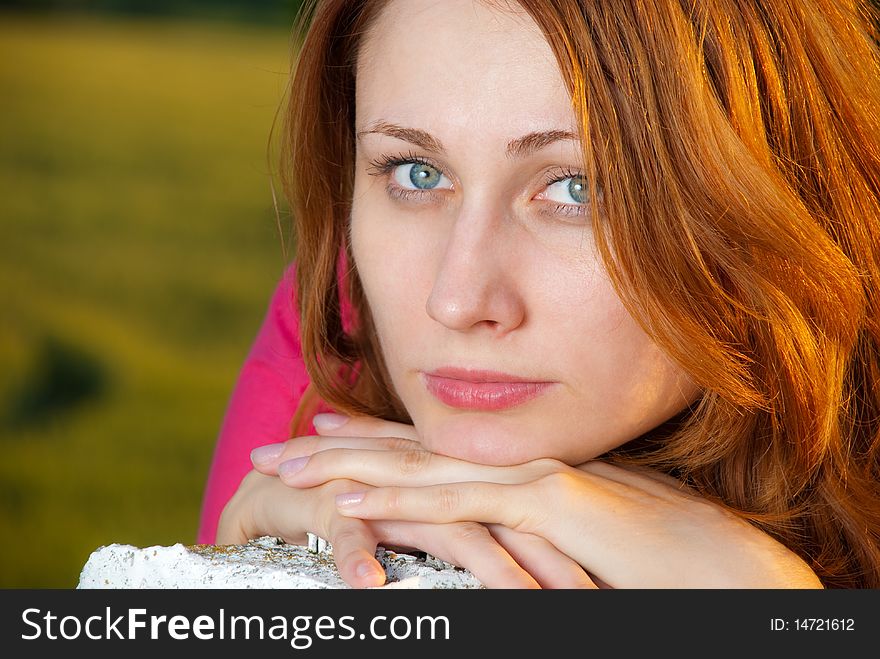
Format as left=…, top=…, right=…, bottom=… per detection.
left=425, top=202, right=526, bottom=335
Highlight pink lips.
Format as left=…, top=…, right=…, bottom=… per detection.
left=421, top=367, right=555, bottom=411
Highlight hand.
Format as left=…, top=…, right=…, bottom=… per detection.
left=273, top=417, right=823, bottom=588
left=248, top=414, right=597, bottom=589
left=217, top=464, right=398, bottom=588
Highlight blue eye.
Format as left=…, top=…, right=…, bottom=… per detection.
left=392, top=162, right=452, bottom=191
left=543, top=175, right=589, bottom=205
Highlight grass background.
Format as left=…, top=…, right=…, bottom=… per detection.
left=0, top=10, right=294, bottom=586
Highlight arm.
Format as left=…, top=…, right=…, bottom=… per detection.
left=197, top=263, right=312, bottom=544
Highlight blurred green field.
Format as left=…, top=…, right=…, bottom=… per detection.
left=0, top=12, right=294, bottom=586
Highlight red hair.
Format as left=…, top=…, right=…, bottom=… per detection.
left=281, top=0, right=880, bottom=587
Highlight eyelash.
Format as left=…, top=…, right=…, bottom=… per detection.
left=541, top=167, right=588, bottom=218
left=366, top=151, right=440, bottom=203
left=365, top=151, right=589, bottom=218
left=366, top=150, right=433, bottom=176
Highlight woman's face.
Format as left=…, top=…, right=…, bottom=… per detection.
left=351, top=0, right=700, bottom=466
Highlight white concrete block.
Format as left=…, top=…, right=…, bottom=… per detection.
left=77, top=535, right=483, bottom=589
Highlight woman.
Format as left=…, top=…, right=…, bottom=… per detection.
left=202, top=0, right=880, bottom=588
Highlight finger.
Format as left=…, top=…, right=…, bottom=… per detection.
left=368, top=520, right=540, bottom=589
left=325, top=516, right=386, bottom=589
left=312, top=413, right=420, bottom=442
left=250, top=435, right=422, bottom=475
left=216, top=471, right=387, bottom=589
left=306, top=479, right=387, bottom=589
left=486, top=524, right=597, bottom=589
left=279, top=447, right=551, bottom=489
left=334, top=482, right=534, bottom=531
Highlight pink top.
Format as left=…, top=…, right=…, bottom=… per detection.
left=197, top=263, right=323, bottom=544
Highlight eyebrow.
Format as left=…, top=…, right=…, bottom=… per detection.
left=356, top=120, right=580, bottom=159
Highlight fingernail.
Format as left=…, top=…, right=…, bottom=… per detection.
left=250, top=443, right=285, bottom=465
left=312, top=413, right=349, bottom=431
left=335, top=492, right=365, bottom=508
left=278, top=456, right=309, bottom=477
left=356, top=561, right=384, bottom=582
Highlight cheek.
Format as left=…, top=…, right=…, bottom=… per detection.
left=350, top=194, right=432, bottom=355
left=548, top=274, right=700, bottom=437
left=550, top=263, right=636, bottom=365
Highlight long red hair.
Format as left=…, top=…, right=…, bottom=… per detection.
left=280, top=0, right=880, bottom=587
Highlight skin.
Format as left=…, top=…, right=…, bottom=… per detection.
left=350, top=0, right=700, bottom=467
left=217, top=0, right=824, bottom=589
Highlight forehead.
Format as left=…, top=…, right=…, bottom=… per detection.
left=355, top=0, right=576, bottom=135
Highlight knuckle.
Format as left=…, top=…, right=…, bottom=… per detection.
left=328, top=522, right=363, bottom=549
left=381, top=436, right=418, bottom=452
left=437, top=524, right=485, bottom=570
left=437, top=486, right=461, bottom=514
left=531, top=457, right=567, bottom=476
left=537, top=469, right=576, bottom=492
left=396, top=449, right=431, bottom=475
left=531, top=470, right=583, bottom=516
left=450, top=522, right=490, bottom=544
left=384, top=486, right=404, bottom=513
